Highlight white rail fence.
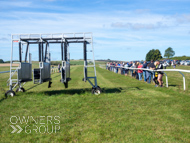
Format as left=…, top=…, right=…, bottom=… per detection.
left=100, top=64, right=190, bottom=91
left=51, top=67, right=58, bottom=74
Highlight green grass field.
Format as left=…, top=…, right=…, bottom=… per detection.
left=51, top=60, right=106, bottom=66
left=0, top=65, right=190, bottom=142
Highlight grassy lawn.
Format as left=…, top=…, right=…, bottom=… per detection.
left=0, top=65, right=190, bottom=142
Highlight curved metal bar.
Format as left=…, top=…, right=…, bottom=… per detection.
left=178, top=71, right=186, bottom=91
left=163, top=72, right=168, bottom=88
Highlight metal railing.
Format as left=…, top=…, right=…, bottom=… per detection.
left=103, top=65, right=190, bottom=91
left=51, top=67, right=58, bottom=74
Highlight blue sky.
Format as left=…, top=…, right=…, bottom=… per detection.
left=0, top=0, right=190, bottom=61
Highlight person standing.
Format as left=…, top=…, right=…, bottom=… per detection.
left=110, top=62, right=112, bottom=71
left=142, top=61, right=147, bottom=82
left=173, top=60, right=176, bottom=68
left=120, top=62, right=123, bottom=75
left=146, top=63, right=152, bottom=83
left=131, top=62, right=136, bottom=77
left=163, top=61, right=167, bottom=69
left=58, top=64, right=60, bottom=72
left=117, top=62, right=121, bottom=74
left=153, top=62, right=159, bottom=87
left=156, top=61, right=164, bottom=87
left=128, top=61, right=133, bottom=76
left=115, top=63, right=118, bottom=73
left=122, top=62, right=126, bottom=75
left=137, top=62, right=143, bottom=81
left=124, top=63, right=129, bottom=76
left=135, top=62, right=139, bottom=80
left=149, top=60, right=156, bottom=82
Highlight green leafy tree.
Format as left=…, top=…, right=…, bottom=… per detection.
left=164, top=47, right=175, bottom=58
left=0, top=59, right=4, bottom=63
left=146, top=49, right=162, bottom=61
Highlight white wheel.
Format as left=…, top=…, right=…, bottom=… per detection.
left=16, top=87, right=25, bottom=92
left=94, top=89, right=101, bottom=95
left=92, top=86, right=101, bottom=95
left=5, top=90, right=15, bottom=98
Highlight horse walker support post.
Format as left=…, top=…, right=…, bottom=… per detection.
left=5, top=33, right=101, bottom=97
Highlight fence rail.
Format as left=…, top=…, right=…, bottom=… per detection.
left=51, top=67, right=58, bottom=73
left=100, top=64, right=190, bottom=91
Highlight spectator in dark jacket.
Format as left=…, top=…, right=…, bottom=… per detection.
left=146, top=63, right=152, bottom=83
left=142, top=61, right=147, bottom=82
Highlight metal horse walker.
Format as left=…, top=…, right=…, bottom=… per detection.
left=6, top=33, right=101, bottom=97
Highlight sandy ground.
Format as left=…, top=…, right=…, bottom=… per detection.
left=0, top=64, right=19, bottom=67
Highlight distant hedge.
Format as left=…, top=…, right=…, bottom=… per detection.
left=51, top=60, right=84, bottom=65
left=162, top=56, right=190, bottom=61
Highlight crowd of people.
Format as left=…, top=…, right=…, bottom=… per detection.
left=106, top=60, right=164, bottom=87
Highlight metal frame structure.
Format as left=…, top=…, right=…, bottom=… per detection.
left=6, top=33, right=101, bottom=97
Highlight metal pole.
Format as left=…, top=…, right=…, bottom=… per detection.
left=38, top=43, right=41, bottom=62
left=61, top=42, right=63, bottom=61
left=48, top=43, right=50, bottom=62
left=84, top=41, right=87, bottom=80
left=178, top=71, right=186, bottom=91
left=45, top=43, right=48, bottom=62
left=19, top=42, right=22, bottom=62
left=91, top=34, right=97, bottom=87
left=41, top=43, right=44, bottom=62
left=25, top=43, right=29, bottom=62
left=28, top=43, right=30, bottom=63
left=9, top=36, right=13, bottom=90
left=183, top=77, right=186, bottom=91
left=163, top=72, right=168, bottom=88
left=64, top=42, right=67, bottom=61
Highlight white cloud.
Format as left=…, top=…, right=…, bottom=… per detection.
left=0, top=37, right=9, bottom=41
left=0, top=9, right=190, bottom=61
left=43, top=0, right=56, bottom=1
left=176, top=14, right=190, bottom=24
left=0, top=1, right=32, bottom=8
left=135, top=9, right=150, bottom=14
left=111, top=22, right=167, bottom=30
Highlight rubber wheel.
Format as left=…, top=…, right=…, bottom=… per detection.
left=16, top=87, right=25, bottom=92
left=92, top=86, right=101, bottom=95
left=5, top=90, right=15, bottom=98
left=64, top=82, right=68, bottom=88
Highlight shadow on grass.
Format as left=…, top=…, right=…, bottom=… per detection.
left=26, top=86, right=143, bottom=96
left=169, top=84, right=177, bottom=87
left=0, top=97, right=5, bottom=103
left=26, top=84, right=41, bottom=91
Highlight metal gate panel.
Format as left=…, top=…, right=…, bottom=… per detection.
left=17, top=63, right=32, bottom=82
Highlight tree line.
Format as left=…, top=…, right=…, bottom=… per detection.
left=146, top=47, right=175, bottom=61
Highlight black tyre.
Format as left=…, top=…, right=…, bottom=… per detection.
left=5, top=90, right=15, bottom=98
left=92, top=86, right=101, bottom=95
left=64, top=82, right=68, bottom=88
left=16, top=87, right=25, bottom=92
